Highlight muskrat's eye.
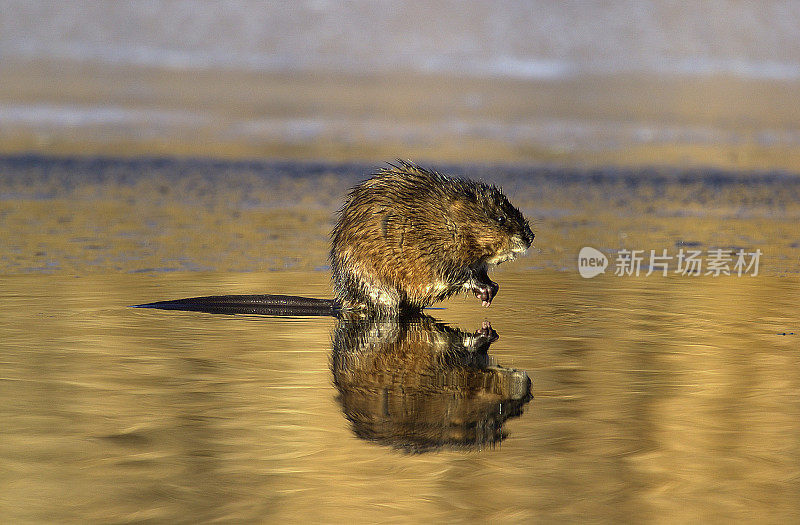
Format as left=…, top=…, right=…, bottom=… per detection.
left=496, top=215, right=506, bottom=225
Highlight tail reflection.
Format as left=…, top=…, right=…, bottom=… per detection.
left=332, top=315, right=532, bottom=452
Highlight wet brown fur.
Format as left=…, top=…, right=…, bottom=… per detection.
left=330, top=161, right=534, bottom=313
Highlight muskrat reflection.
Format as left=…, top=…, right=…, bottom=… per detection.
left=331, top=315, right=532, bottom=452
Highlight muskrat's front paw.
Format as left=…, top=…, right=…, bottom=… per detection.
left=468, top=320, right=498, bottom=353
left=474, top=320, right=499, bottom=343
left=472, top=280, right=499, bottom=307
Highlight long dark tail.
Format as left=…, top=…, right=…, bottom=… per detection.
left=133, top=294, right=340, bottom=317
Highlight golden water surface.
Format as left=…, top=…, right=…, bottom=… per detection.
left=1, top=157, right=799, bottom=523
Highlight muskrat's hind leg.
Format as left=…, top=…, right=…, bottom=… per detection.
left=470, top=266, right=499, bottom=307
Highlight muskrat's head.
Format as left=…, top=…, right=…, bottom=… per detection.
left=449, top=181, right=534, bottom=265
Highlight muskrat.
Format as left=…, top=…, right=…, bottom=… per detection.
left=136, top=161, right=533, bottom=316
left=330, top=161, right=534, bottom=312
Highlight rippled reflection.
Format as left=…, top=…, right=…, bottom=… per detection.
left=332, top=315, right=532, bottom=452
left=135, top=295, right=533, bottom=452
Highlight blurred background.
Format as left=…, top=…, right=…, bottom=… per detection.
left=2, top=0, right=800, bottom=169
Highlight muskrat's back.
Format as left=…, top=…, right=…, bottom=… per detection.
left=330, top=161, right=534, bottom=312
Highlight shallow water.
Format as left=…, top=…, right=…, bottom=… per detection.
left=1, top=155, right=799, bottom=522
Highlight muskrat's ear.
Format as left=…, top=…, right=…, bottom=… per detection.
left=447, top=198, right=473, bottom=231
left=448, top=197, right=467, bottom=216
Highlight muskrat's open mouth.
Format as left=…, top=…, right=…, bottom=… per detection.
left=488, top=253, right=515, bottom=265
left=488, top=234, right=532, bottom=266
left=488, top=245, right=529, bottom=266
